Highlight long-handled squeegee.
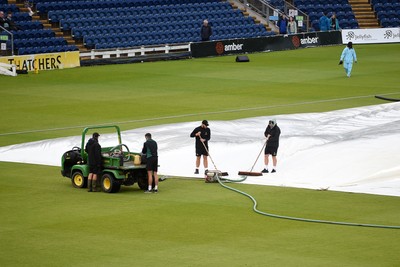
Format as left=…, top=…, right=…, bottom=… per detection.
left=238, top=141, right=266, bottom=176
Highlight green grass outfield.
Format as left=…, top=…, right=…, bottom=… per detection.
left=0, top=44, right=400, bottom=266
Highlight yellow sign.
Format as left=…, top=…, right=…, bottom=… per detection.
left=0, top=51, right=80, bottom=71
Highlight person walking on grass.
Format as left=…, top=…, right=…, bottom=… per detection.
left=85, top=132, right=102, bottom=192
left=142, top=133, right=159, bottom=193
left=262, top=119, right=281, bottom=174
left=339, top=42, right=357, bottom=78
left=190, top=120, right=211, bottom=175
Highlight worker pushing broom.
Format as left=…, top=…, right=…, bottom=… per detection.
left=239, top=118, right=281, bottom=176
left=190, top=120, right=211, bottom=175
left=190, top=119, right=228, bottom=182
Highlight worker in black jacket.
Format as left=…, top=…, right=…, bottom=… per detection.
left=262, top=119, right=281, bottom=173
left=85, top=132, right=102, bottom=191
left=190, top=120, right=211, bottom=174
left=142, top=133, right=159, bottom=193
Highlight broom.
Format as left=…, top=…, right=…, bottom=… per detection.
left=238, top=140, right=266, bottom=176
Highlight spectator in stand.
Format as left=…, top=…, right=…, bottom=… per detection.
left=6, top=13, right=19, bottom=31
left=0, top=11, right=7, bottom=30
left=287, top=16, right=297, bottom=34
left=330, top=13, right=340, bottom=30
left=200, top=19, right=212, bottom=41
left=319, top=12, right=330, bottom=31
left=24, top=0, right=35, bottom=16
left=277, top=14, right=288, bottom=34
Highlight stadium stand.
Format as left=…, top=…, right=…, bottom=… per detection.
left=1, top=0, right=279, bottom=55
left=1, top=1, right=78, bottom=55
left=371, top=0, right=400, bottom=27
left=36, top=0, right=275, bottom=50
left=294, top=0, right=359, bottom=31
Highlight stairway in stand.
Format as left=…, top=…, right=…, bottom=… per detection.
left=9, top=0, right=88, bottom=52
left=349, top=0, right=380, bottom=28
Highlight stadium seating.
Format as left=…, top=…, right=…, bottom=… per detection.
left=0, top=1, right=79, bottom=55
left=5, top=0, right=274, bottom=53
left=372, top=1, right=400, bottom=27
left=294, top=0, right=359, bottom=30
left=39, top=0, right=274, bottom=49
left=0, top=4, right=19, bottom=13
left=18, top=45, right=78, bottom=55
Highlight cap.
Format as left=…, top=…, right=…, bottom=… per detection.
left=202, top=120, right=209, bottom=126
left=268, top=119, right=276, bottom=126
left=93, top=132, right=100, bottom=138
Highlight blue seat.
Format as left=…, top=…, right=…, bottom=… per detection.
left=348, top=19, right=359, bottom=29
left=345, top=11, right=356, bottom=20
left=381, top=18, right=391, bottom=27
left=325, top=4, right=335, bottom=13
left=377, top=11, right=387, bottom=20
left=374, top=3, right=384, bottom=12
left=386, top=10, right=397, bottom=19
left=340, top=19, right=349, bottom=29
left=336, top=11, right=346, bottom=20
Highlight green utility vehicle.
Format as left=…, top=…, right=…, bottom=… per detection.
left=61, top=125, right=149, bottom=193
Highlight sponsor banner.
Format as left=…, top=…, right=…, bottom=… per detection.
left=191, top=31, right=342, bottom=58
left=342, top=28, right=400, bottom=44
left=0, top=51, right=80, bottom=71
left=191, top=37, right=265, bottom=58
left=285, top=32, right=320, bottom=49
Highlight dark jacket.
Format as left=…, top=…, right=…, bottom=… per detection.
left=200, top=25, right=212, bottom=41
left=264, top=124, right=281, bottom=147
left=142, top=139, right=158, bottom=158
left=85, top=138, right=102, bottom=166
left=190, top=126, right=211, bottom=149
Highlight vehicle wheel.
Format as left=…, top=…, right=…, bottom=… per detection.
left=137, top=170, right=155, bottom=190
left=72, top=171, right=87, bottom=188
left=101, top=173, right=121, bottom=193
left=137, top=170, right=148, bottom=190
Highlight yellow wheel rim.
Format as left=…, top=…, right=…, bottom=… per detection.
left=103, top=177, right=111, bottom=190
left=73, top=174, right=83, bottom=187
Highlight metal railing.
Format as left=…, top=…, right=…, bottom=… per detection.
left=80, top=43, right=190, bottom=60
left=282, top=0, right=309, bottom=32
left=237, top=0, right=309, bottom=32
left=0, top=26, right=14, bottom=56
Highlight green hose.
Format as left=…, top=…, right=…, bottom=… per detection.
left=216, top=175, right=400, bottom=229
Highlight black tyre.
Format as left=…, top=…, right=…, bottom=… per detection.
left=71, top=171, right=87, bottom=188
left=137, top=170, right=156, bottom=190
left=101, top=173, right=121, bottom=193
left=137, top=170, right=148, bottom=190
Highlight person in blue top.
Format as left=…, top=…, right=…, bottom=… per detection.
left=277, top=14, right=288, bottom=34
left=339, top=42, right=357, bottom=78
left=319, top=13, right=330, bottom=31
